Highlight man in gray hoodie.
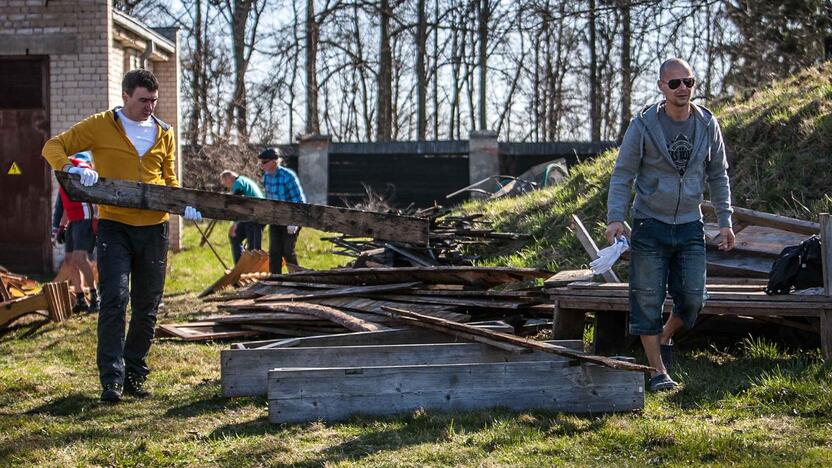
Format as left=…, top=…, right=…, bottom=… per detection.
left=605, top=58, right=735, bottom=391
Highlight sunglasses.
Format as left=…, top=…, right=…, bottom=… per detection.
left=662, top=77, right=696, bottom=90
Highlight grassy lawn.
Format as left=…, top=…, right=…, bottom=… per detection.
left=1, top=224, right=831, bottom=466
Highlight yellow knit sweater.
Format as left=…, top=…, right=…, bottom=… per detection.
left=42, top=107, right=180, bottom=226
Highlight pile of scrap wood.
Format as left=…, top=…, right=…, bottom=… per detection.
left=1, top=267, right=73, bottom=330
left=326, top=207, right=528, bottom=267
left=701, top=202, right=820, bottom=278
left=220, top=312, right=648, bottom=423
left=157, top=266, right=553, bottom=342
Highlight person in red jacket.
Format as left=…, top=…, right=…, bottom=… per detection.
left=58, top=151, right=99, bottom=312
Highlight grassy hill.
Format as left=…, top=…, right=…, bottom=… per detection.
left=461, top=61, right=832, bottom=270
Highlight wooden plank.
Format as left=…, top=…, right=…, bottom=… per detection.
left=706, top=224, right=807, bottom=257
left=156, top=322, right=260, bottom=341
left=544, top=269, right=593, bottom=288
left=199, top=250, right=269, bottom=298
left=267, top=360, right=643, bottom=423
left=707, top=251, right=773, bottom=277
left=571, top=215, right=620, bottom=283
left=381, top=306, right=653, bottom=373
left=256, top=322, right=515, bottom=349
left=0, top=293, right=48, bottom=328
left=268, top=266, right=551, bottom=287
left=254, top=282, right=421, bottom=303
left=56, top=171, right=430, bottom=245
left=366, top=294, right=530, bottom=310
left=554, top=299, right=825, bottom=317
left=821, top=214, right=832, bottom=296
left=702, top=202, right=819, bottom=236
left=0, top=277, right=11, bottom=302
left=232, top=302, right=387, bottom=332
left=222, top=340, right=583, bottom=397
left=552, top=300, right=586, bottom=340
left=821, top=311, right=832, bottom=362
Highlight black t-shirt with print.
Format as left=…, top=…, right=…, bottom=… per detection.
left=658, top=109, right=695, bottom=175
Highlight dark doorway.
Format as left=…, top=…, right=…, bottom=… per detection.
left=0, top=57, right=52, bottom=274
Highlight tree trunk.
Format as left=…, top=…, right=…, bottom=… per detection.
left=588, top=0, right=600, bottom=141
left=187, top=0, right=203, bottom=148
left=305, top=0, right=320, bottom=134
left=618, top=0, right=632, bottom=141
left=376, top=0, right=393, bottom=141
left=230, top=0, right=251, bottom=143
left=416, top=0, right=427, bottom=140
left=477, top=0, right=488, bottom=131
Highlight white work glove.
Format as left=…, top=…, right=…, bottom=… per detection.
left=287, top=225, right=299, bottom=235
left=590, top=236, right=629, bottom=276
left=67, top=166, right=99, bottom=187
left=183, top=206, right=203, bottom=222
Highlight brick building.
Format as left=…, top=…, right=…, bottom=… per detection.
left=0, top=0, right=183, bottom=274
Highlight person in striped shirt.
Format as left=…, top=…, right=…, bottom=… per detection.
left=258, top=148, right=306, bottom=273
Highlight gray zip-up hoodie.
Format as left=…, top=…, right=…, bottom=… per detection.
left=607, top=101, right=733, bottom=228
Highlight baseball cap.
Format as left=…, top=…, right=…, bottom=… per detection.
left=258, top=148, right=279, bottom=160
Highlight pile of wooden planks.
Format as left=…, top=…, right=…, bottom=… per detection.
left=1, top=266, right=73, bottom=330
left=326, top=208, right=528, bottom=267
left=700, top=202, right=820, bottom=278
left=220, top=324, right=644, bottom=423
left=159, top=266, right=553, bottom=342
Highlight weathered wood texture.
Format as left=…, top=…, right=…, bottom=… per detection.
left=571, top=215, right=620, bottom=282
left=0, top=281, right=72, bottom=328
left=821, top=214, right=832, bottom=296
left=549, top=282, right=832, bottom=359
left=702, top=201, right=820, bottom=236
left=199, top=250, right=269, bottom=298
left=223, top=340, right=583, bottom=397
left=268, top=266, right=550, bottom=286
left=56, top=172, right=429, bottom=245
left=267, top=360, right=644, bottom=423
left=380, top=306, right=653, bottom=373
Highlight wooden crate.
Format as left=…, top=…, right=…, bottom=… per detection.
left=267, top=359, right=643, bottom=423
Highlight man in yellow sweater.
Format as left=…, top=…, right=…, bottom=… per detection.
left=42, top=69, right=202, bottom=403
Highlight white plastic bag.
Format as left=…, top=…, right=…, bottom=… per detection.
left=590, top=236, right=629, bottom=275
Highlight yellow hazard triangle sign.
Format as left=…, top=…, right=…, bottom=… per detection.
left=7, top=162, right=22, bottom=175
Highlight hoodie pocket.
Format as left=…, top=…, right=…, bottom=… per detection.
left=679, top=177, right=705, bottom=213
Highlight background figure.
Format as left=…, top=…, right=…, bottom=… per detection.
left=257, top=148, right=306, bottom=273
left=220, top=170, right=265, bottom=264
left=57, top=152, right=99, bottom=313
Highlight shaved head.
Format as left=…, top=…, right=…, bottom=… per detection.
left=659, top=58, right=693, bottom=80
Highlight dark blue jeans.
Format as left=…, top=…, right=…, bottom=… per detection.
left=628, top=218, right=707, bottom=336
left=230, top=221, right=264, bottom=264
left=96, top=220, right=168, bottom=387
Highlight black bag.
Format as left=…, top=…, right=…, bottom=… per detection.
left=765, top=235, right=823, bottom=295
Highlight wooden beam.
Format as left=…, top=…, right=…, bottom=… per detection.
left=702, top=202, right=820, bottom=235
left=267, top=360, right=643, bottom=423
left=571, top=215, right=621, bottom=283
left=223, top=340, right=583, bottom=397
left=56, top=172, right=429, bottom=245
left=380, top=306, right=653, bottom=373
left=821, top=214, right=832, bottom=296
left=268, top=266, right=551, bottom=287
left=254, top=282, right=421, bottom=302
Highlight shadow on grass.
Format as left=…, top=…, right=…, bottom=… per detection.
left=164, top=392, right=261, bottom=418
left=209, top=407, right=608, bottom=466
left=26, top=393, right=101, bottom=417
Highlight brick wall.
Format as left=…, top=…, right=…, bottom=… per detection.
left=0, top=0, right=183, bottom=269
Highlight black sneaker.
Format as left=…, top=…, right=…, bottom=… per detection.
left=100, top=383, right=123, bottom=403
left=72, top=297, right=90, bottom=314
left=124, top=374, right=150, bottom=399
left=88, top=290, right=100, bottom=313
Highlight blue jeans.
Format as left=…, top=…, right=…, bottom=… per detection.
left=628, top=218, right=707, bottom=336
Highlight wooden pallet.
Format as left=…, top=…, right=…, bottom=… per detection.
left=0, top=281, right=73, bottom=329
